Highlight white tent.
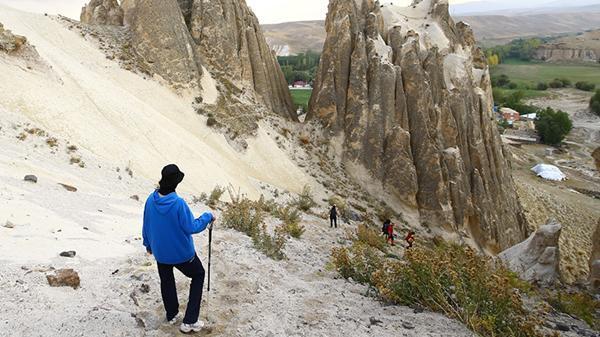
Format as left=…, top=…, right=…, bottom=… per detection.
left=531, top=164, right=567, bottom=181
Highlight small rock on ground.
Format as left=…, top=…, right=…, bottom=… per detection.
left=46, top=269, right=80, bottom=289
left=24, top=175, right=38, bottom=183
left=4, top=221, right=15, bottom=228
left=59, top=251, right=76, bottom=258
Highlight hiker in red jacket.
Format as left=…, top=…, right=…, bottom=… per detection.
left=405, top=231, right=415, bottom=249
left=386, top=222, right=395, bottom=246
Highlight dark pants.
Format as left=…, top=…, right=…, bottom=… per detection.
left=330, top=217, right=337, bottom=228
left=157, top=254, right=205, bottom=324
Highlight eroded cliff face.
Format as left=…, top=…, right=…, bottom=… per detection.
left=308, top=0, right=528, bottom=251
left=534, top=47, right=599, bottom=63
left=89, top=0, right=295, bottom=121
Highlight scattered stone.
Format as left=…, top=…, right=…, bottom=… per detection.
left=83, top=226, right=89, bottom=230
left=111, top=269, right=119, bottom=275
left=139, top=283, right=150, bottom=294
left=413, top=306, right=424, bottom=314
left=402, top=322, right=415, bottom=330
left=59, top=251, right=76, bottom=258
left=130, top=195, right=139, bottom=201
left=132, top=311, right=161, bottom=331
left=58, top=183, right=77, bottom=192
left=23, top=175, right=38, bottom=183
left=46, top=269, right=80, bottom=289
left=4, top=220, right=15, bottom=229
left=369, top=316, right=383, bottom=326
left=555, top=322, right=570, bottom=332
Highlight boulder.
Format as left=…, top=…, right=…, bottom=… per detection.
left=80, top=0, right=124, bottom=26
left=0, top=23, right=28, bottom=54
left=499, top=220, right=562, bottom=285
left=307, top=0, right=528, bottom=251
left=46, top=269, right=80, bottom=289
left=590, top=219, right=600, bottom=291
left=24, top=175, right=38, bottom=183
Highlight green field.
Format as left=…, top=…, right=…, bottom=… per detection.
left=490, top=60, right=600, bottom=88
left=290, top=89, right=312, bottom=111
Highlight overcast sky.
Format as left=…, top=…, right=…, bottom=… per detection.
left=0, top=0, right=476, bottom=24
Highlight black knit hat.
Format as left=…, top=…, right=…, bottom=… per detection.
left=159, top=164, right=185, bottom=191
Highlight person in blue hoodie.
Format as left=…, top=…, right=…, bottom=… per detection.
left=143, top=164, right=215, bottom=334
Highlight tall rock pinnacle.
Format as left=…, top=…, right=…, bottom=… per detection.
left=308, top=0, right=528, bottom=251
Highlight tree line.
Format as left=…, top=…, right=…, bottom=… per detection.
left=277, top=51, right=320, bottom=85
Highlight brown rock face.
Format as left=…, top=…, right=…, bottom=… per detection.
left=46, top=269, right=81, bottom=289
left=121, top=0, right=203, bottom=89
left=185, top=0, right=296, bottom=120
left=308, top=0, right=528, bottom=251
left=120, top=0, right=295, bottom=120
left=81, top=0, right=124, bottom=26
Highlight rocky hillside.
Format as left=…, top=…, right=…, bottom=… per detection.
left=262, top=11, right=600, bottom=55
left=533, top=30, right=600, bottom=63
left=307, top=0, right=528, bottom=252
left=81, top=0, right=296, bottom=124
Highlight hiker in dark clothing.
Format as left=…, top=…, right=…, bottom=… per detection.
left=382, top=219, right=392, bottom=239
left=405, top=231, right=415, bottom=249
left=143, top=164, right=215, bottom=334
left=330, top=205, right=338, bottom=228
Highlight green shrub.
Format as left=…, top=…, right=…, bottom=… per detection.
left=535, top=107, right=573, bottom=145
left=590, top=90, right=600, bottom=116
left=295, top=185, right=317, bottom=212
left=253, top=224, right=286, bottom=260
left=575, top=81, right=596, bottom=92
left=557, top=78, right=571, bottom=87
left=331, top=242, right=383, bottom=285
left=507, top=82, right=518, bottom=89
left=536, top=82, right=548, bottom=91
left=222, top=195, right=264, bottom=238
left=548, top=291, right=600, bottom=329
left=208, top=186, right=225, bottom=207
left=548, top=79, right=564, bottom=88
left=274, top=204, right=305, bottom=239
left=370, top=244, right=543, bottom=337
left=355, top=224, right=387, bottom=252
left=255, top=195, right=278, bottom=213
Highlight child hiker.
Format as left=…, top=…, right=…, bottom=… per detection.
left=405, top=231, right=415, bottom=249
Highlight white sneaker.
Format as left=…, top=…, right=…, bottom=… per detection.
left=166, top=313, right=182, bottom=325
left=180, top=321, right=205, bottom=333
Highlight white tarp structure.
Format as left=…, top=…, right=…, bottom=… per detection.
left=531, top=164, right=567, bottom=181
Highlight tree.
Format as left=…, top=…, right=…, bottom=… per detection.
left=535, top=108, right=573, bottom=145
left=591, top=90, right=600, bottom=116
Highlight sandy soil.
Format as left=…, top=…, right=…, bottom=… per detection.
left=0, top=5, right=309, bottom=200
left=0, top=109, right=474, bottom=337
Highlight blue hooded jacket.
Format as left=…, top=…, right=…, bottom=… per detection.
left=142, top=191, right=213, bottom=265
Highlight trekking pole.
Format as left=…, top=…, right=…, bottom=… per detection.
left=205, top=219, right=214, bottom=323
left=207, top=221, right=213, bottom=292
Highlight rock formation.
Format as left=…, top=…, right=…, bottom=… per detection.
left=499, top=220, right=562, bottom=286
left=0, top=23, right=29, bottom=54
left=121, top=0, right=203, bottom=89
left=533, top=30, right=600, bottom=63
left=184, top=0, right=296, bottom=120
left=307, top=0, right=527, bottom=251
left=590, top=219, right=600, bottom=291
left=80, top=0, right=124, bottom=26
left=593, top=147, right=600, bottom=172
left=88, top=0, right=297, bottom=120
